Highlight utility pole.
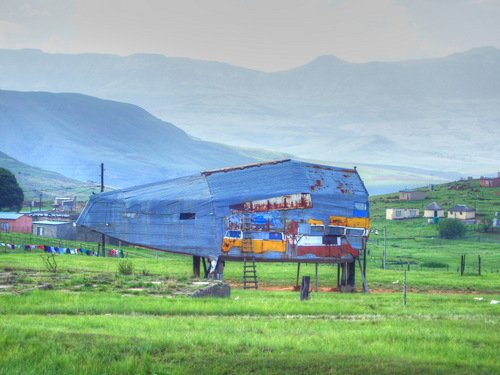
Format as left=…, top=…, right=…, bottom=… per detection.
left=100, top=163, right=104, bottom=193
left=383, top=226, right=387, bottom=270
left=100, top=163, right=105, bottom=256
left=39, top=193, right=42, bottom=212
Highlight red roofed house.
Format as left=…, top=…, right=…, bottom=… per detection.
left=480, top=173, right=500, bottom=187
left=0, top=213, right=32, bottom=233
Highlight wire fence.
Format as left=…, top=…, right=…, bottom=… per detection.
left=366, top=255, right=500, bottom=275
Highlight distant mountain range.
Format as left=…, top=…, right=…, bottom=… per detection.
left=0, top=89, right=455, bottom=198
left=0, top=47, right=499, bottom=178
left=0, top=89, right=288, bottom=188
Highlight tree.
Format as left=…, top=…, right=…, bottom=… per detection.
left=0, top=168, right=24, bottom=211
left=437, top=218, right=466, bottom=239
left=479, top=219, right=492, bottom=233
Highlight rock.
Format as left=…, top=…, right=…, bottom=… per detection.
left=340, top=285, right=357, bottom=293
left=188, top=282, right=231, bottom=298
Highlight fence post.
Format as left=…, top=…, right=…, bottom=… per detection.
left=478, top=255, right=481, bottom=276
left=403, top=271, right=407, bottom=306
left=300, top=276, right=310, bottom=300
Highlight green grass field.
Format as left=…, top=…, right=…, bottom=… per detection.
left=1, top=244, right=499, bottom=374
left=1, top=179, right=499, bottom=374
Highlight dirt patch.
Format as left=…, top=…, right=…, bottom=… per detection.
left=228, top=283, right=492, bottom=295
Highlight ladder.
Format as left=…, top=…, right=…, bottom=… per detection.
left=242, top=210, right=258, bottom=289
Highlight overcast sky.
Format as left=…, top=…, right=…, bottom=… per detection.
left=1, top=0, right=499, bottom=72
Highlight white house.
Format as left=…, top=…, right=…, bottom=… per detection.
left=386, top=208, right=420, bottom=220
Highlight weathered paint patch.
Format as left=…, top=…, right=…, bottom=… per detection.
left=229, top=193, right=312, bottom=213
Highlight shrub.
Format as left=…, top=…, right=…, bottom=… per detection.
left=437, top=219, right=466, bottom=239
left=118, top=259, right=134, bottom=275
left=420, top=261, right=448, bottom=268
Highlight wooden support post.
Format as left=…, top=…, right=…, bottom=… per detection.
left=193, top=256, right=201, bottom=278
left=315, top=263, right=319, bottom=292
left=296, top=263, right=301, bottom=287
left=337, top=263, right=340, bottom=288
left=347, top=262, right=355, bottom=286
left=341, top=263, right=346, bottom=287
left=363, top=245, right=367, bottom=278
left=357, top=257, right=370, bottom=294
left=215, top=259, right=224, bottom=280
left=202, top=258, right=209, bottom=278
left=300, top=276, right=310, bottom=300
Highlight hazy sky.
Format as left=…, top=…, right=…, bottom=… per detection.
left=1, top=0, right=499, bottom=72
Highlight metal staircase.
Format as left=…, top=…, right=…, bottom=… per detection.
left=242, top=210, right=258, bottom=289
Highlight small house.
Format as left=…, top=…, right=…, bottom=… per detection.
left=32, top=220, right=76, bottom=240
left=448, top=205, right=476, bottom=220
left=480, top=173, right=500, bottom=187
left=386, top=208, right=419, bottom=220
left=399, top=189, right=426, bottom=201
left=0, top=213, right=32, bottom=233
left=423, top=202, right=445, bottom=218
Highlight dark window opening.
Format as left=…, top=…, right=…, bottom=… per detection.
left=180, top=213, right=196, bottom=220
left=323, top=235, right=339, bottom=245
left=310, top=225, right=324, bottom=234
left=327, top=226, right=344, bottom=235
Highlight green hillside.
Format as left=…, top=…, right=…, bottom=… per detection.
left=370, top=178, right=500, bottom=220
left=0, top=151, right=101, bottom=201
left=366, top=179, right=500, bottom=278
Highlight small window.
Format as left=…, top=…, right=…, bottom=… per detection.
left=269, top=232, right=283, bottom=240
left=410, top=210, right=417, bottom=217
left=1, top=222, right=9, bottom=231
left=354, top=202, right=367, bottom=211
left=395, top=210, right=402, bottom=217
left=179, top=213, right=196, bottom=220
left=311, top=225, right=324, bottom=233
left=346, top=228, right=365, bottom=236
left=328, top=226, right=344, bottom=235
left=37, top=227, right=44, bottom=236
left=226, top=230, right=242, bottom=239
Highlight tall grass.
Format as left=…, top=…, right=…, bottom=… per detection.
left=1, top=291, right=499, bottom=374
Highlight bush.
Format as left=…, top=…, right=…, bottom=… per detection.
left=437, top=219, right=466, bottom=239
left=420, top=261, right=448, bottom=268
left=118, top=259, right=134, bottom=275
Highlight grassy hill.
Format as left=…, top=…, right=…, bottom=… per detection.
left=366, top=179, right=500, bottom=279
left=0, top=151, right=101, bottom=201
left=370, top=178, right=500, bottom=220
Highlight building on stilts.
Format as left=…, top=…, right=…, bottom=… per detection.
left=76, top=159, right=370, bottom=292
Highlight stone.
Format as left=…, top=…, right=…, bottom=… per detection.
left=188, top=282, right=231, bottom=298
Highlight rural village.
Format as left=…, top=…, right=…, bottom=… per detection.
left=1, top=2, right=500, bottom=373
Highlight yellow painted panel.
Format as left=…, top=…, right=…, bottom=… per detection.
left=329, top=216, right=370, bottom=229
left=347, top=217, right=370, bottom=229
left=329, top=216, right=348, bottom=226
left=308, top=218, right=324, bottom=226
left=221, top=238, right=286, bottom=253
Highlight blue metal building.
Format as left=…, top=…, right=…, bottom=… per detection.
left=77, top=159, right=370, bottom=287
